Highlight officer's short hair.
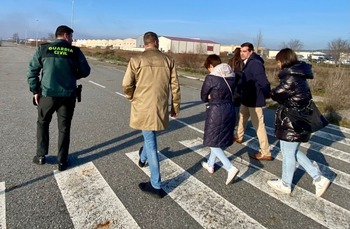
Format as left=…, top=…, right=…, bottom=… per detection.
left=55, top=25, right=74, bottom=38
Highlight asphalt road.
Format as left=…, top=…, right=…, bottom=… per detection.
left=0, top=42, right=350, bottom=229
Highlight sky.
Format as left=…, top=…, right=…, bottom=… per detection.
left=0, top=0, right=349, bottom=50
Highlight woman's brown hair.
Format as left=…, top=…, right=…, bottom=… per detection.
left=275, top=48, right=299, bottom=68
left=228, top=47, right=243, bottom=72
left=203, top=54, right=221, bottom=69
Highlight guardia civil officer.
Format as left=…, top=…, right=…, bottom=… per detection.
left=27, top=25, right=90, bottom=171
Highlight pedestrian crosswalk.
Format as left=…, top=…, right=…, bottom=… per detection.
left=54, top=162, right=140, bottom=229
left=180, top=138, right=350, bottom=229
left=1, top=124, right=350, bottom=229
left=126, top=151, right=265, bottom=229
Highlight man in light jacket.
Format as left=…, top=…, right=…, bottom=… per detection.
left=122, top=31, right=181, bottom=198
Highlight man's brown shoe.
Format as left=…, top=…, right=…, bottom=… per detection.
left=233, top=136, right=243, bottom=144
left=249, top=152, right=273, bottom=161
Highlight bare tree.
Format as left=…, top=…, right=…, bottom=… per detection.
left=327, top=38, right=349, bottom=64
left=280, top=39, right=304, bottom=51
left=253, top=30, right=263, bottom=55
left=47, top=33, right=55, bottom=41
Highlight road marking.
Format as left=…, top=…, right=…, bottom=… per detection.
left=126, top=151, right=266, bottom=229
left=54, top=162, right=139, bottom=229
left=0, top=182, right=6, bottom=229
left=170, top=116, right=204, bottom=133
left=313, top=130, right=350, bottom=146
left=256, top=126, right=350, bottom=191
left=327, top=124, right=350, bottom=134
left=243, top=131, right=350, bottom=191
left=115, top=92, right=126, bottom=97
left=88, top=80, right=106, bottom=88
left=169, top=115, right=350, bottom=190
left=180, top=138, right=350, bottom=229
left=263, top=126, right=350, bottom=163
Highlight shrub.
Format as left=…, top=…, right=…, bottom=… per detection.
left=323, top=69, right=350, bottom=112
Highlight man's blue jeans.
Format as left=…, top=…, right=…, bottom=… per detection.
left=140, top=130, right=161, bottom=189
left=280, top=140, right=320, bottom=187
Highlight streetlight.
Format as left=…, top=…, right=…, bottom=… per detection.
left=35, top=19, right=39, bottom=48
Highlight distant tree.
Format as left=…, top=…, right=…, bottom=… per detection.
left=280, top=39, right=304, bottom=51
left=47, top=33, right=55, bottom=40
left=12, top=33, right=19, bottom=43
left=253, top=30, right=263, bottom=55
left=327, top=38, right=349, bottom=65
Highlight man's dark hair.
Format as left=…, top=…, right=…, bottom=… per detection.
left=241, top=42, right=254, bottom=52
left=203, top=54, right=222, bottom=69
left=143, top=32, right=158, bottom=45
left=55, top=25, right=74, bottom=38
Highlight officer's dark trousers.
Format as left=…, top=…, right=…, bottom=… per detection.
left=36, top=96, right=76, bottom=163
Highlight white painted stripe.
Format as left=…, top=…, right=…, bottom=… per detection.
left=88, top=80, right=106, bottom=88
left=0, top=182, right=6, bottom=229
left=182, top=75, right=199, bottom=80
left=170, top=113, right=350, bottom=191
left=115, top=92, right=126, bottom=97
left=244, top=131, right=350, bottom=191
left=264, top=126, right=350, bottom=163
left=313, top=130, right=350, bottom=146
left=54, top=162, right=139, bottom=229
left=327, top=123, right=350, bottom=134
left=180, top=138, right=350, bottom=229
left=170, top=116, right=204, bottom=133
left=126, top=151, right=266, bottom=229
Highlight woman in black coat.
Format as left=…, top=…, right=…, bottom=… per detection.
left=267, top=48, right=330, bottom=197
left=200, top=54, right=239, bottom=185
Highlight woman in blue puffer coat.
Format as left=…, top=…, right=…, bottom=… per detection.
left=267, top=48, right=330, bottom=197
left=200, top=54, right=239, bottom=185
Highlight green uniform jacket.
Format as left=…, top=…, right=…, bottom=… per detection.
left=27, top=39, right=90, bottom=97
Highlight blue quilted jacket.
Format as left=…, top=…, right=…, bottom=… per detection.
left=201, top=63, right=236, bottom=147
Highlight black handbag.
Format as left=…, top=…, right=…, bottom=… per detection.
left=285, top=100, right=329, bottom=133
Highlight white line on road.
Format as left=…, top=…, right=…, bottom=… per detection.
left=244, top=132, right=350, bottom=192
left=180, top=138, right=350, bottom=229
left=169, top=115, right=350, bottom=191
left=54, top=162, right=139, bottom=229
left=327, top=124, right=350, bottom=134
left=126, top=151, right=266, bottom=229
left=115, top=92, right=126, bottom=97
left=0, top=182, right=6, bottom=229
left=255, top=126, right=350, bottom=191
left=170, top=116, right=204, bottom=133
left=263, top=126, right=350, bottom=163
left=88, top=80, right=106, bottom=88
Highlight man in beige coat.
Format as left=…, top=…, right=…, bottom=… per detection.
left=122, top=31, right=181, bottom=198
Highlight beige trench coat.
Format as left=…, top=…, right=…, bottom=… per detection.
left=122, top=48, right=181, bottom=131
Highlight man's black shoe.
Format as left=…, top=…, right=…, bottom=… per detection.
left=138, top=182, right=163, bottom=199
left=58, top=162, right=68, bottom=171
left=33, top=156, right=46, bottom=165
left=138, top=147, right=146, bottom=168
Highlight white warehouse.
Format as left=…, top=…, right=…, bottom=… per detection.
left=136, top=35, right=220, bottom=55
